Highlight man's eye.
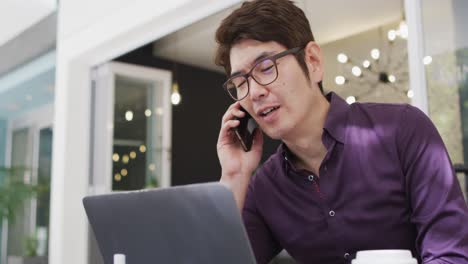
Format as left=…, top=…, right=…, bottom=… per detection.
left=261, top=65, right=274, bottom=73
left=237, top=81, right=247, bottom=88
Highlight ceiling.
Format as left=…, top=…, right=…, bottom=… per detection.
left=153, top=0, right=403, bottom=72
left=0, top=0, right=56, bottom=46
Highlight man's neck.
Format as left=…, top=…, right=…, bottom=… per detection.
left=283, top=95, right=330, bottom=175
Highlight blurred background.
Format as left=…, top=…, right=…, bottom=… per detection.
left=0, top=0, right=467, bottom=263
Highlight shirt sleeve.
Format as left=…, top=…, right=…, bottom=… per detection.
left=242, top=176, right=282, bottom=264
left=397, top=105, right=468, bottom=264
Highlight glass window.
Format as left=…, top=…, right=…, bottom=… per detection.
left=112, top=76, right=165, bottom=190
left=421, top=0, right=468, bottom=198
left=0, top=52, right=55, bottom=261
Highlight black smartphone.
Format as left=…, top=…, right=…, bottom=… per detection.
left=234, top=107, right=258, bottom=152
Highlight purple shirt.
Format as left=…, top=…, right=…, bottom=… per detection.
left=242, top=92, right=468, bottom=264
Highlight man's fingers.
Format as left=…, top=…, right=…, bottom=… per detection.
left=220, top=119, right=240, bottom=134
left=222, top=103, right=246, bottom=123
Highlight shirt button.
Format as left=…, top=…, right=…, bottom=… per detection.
left=307, top=175, right=314, bottom=181
left=284, top=156, right=288, bottom=161
left=344, top=253, right=350, bottom=259
left=329, top=210, right=335, bottom=217
left=324, top=165, right=328, bottom=172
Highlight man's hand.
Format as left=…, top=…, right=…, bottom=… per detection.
left=217, top=102, right=263, bottom=210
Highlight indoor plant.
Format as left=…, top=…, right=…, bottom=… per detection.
left=0, top=166, right=47, bottom=264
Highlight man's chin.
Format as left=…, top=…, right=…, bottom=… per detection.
left=262, top=128, right=284, bottom=141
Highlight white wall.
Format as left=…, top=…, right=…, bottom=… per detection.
left=51, top=1, right=241, bottom=264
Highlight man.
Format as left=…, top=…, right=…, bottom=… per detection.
left=214, top=0, right=468, bottom=263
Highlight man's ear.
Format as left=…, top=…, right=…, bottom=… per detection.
left=303, top=41, right=324, bottom=82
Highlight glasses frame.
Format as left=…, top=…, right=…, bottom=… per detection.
left=223, top=47, right=303, bottom=101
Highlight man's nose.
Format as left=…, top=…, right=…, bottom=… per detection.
left=248, top=78, right=268, bottom=101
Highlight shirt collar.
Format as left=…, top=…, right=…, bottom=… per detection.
left=323, top=91, right=349, bottom=144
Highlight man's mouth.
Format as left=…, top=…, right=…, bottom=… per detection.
left=259, top=106, right=280, bottom=117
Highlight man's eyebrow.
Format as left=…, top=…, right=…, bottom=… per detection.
left=229, top=51, right=276, bottom=78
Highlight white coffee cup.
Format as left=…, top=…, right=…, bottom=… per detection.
left=113, top=253, right=126, bottom=264
left=352, top=250, right=417, bottom=264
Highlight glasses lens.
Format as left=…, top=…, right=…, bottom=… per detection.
left=252, top=59, right=277, bottom=85
left=226, top=76, right=248, bottom=100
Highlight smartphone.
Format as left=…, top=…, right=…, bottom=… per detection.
left=234, top=107, right=258, bottom=152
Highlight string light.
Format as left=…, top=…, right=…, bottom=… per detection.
left=122, top=155, right=130, bottom=164
left=139, top=145, right=146, bottom=153
left=121, top=169, right=128, bottom=176
left=112, top=153, right=120, bottom=162
left=130, top=151, right=137, bottom=159
left=114, top=173, right=122, bottom=182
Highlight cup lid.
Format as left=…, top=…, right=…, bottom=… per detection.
left=352, top=250, right=417, bottom=264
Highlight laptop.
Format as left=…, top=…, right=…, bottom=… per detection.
left=83, top=182, right=256, bottom=264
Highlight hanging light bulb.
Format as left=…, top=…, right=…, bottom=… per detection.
left=352, top=66, right=362, bottom=77
left=125, top=110, right=133, bottom=121
left=171, top=82, right=182, bottom=105
left=337, top=53, right=348, bottom=64
left=387, top=30, right=397, bottom=42
left=388, top=75, right=396, bottom=83
left=335, top=76, right=346, bottom=85
left=346, top=96, right=356, bottom=104
left=371, top=49, right=380, bottom=60
left=145, top=109, right=152, bottom=117
left=172, top=33, right=182, bottom=106
left=362, top=60, right=371, bottom=69
left=399, top=20, right=408, bottom=39
left=407, top=90, right=414, bottom=98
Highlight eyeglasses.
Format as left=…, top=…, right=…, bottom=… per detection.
left=223, top=47, right=303, bottom=101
